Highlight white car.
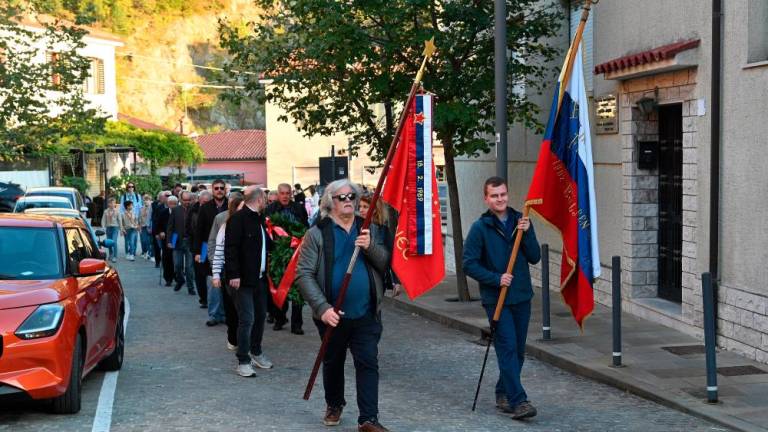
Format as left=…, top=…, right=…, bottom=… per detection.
left=24, top=187, right=88, bottom=218
left=13, top=196, right=73, bottom=212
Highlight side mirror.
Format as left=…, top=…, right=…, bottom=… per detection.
left=79, top=258, right=106, bottom=276
left=101, top=238, right=115, bottom=248
left=95, top=229, right=105, bottom=237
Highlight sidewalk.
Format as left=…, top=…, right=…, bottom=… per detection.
left=384, top=274, right=768, bottom=432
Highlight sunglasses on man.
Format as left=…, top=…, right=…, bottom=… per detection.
left=333, top=193, right=356, bottom=202
left=213, top=186, right=225, bottom=191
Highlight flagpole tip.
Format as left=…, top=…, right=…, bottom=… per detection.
left=423, top=37, right=437, bottom=58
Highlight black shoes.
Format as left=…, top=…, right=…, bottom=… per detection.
left=266, top=315, right=275, bottom=324
left=199, top=303, right=208, bottom=309
left=273, top=321, right=286, bottom=331
left=165, top=280, right=172, bottom=287
left=205, top=320, right=218, bottom=327
left=173, top=282, right=182, bottom=291
left=291, top=327, right=304, bottom=335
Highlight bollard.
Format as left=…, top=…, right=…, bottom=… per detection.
left=541, top=244, right=551, bottom=341
left=702, top=272, right=718, bottom=403
left=611, top=256, right=622, bottom=367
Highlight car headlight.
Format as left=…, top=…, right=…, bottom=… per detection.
left=15, top=304, right=65, bottom=340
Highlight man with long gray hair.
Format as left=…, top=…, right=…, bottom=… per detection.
left=296, top=179, right=392, bottom=432
left=225, top=187, right=274, bottom=377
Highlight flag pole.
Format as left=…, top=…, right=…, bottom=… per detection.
left=471, top=0, right=595, bottom=411
left=303, top=38, right=437, bottom=400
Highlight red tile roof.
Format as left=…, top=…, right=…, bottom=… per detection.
left=118, top=113, right=173, bottom=132
left=593, top=39, right=700, bottom=75
left=194, top=130, right=266, bottom=161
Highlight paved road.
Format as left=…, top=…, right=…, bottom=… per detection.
left=1, top=256, right=731, bottom=432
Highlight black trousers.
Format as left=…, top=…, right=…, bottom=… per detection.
left=194, top=261, right=209, bottom=305
left=162, top=243, right=175, bottom=284
left=314, top=313, right=382, bottom=424
left=223, top=283, right=238, bottom=346
left=153, top=236, right=162, bottom=268
left=273, top=300, right=304, bottom=330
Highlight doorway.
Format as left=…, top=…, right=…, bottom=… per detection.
left=657, top=104, right=683, bottom=302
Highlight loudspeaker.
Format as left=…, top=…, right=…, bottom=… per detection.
left=319, top=157, right=348, bottom=186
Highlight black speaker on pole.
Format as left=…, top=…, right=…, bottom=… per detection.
left=319, top=156, right=348, bottom=186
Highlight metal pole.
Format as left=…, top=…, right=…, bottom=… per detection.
left=330, top=145, right=336, bottom=182
left=494, top=0, right=508, bottom=181
left=612, top=256, right=622, bottom=367
left=702, top=272, right=719, bottom=403
left=709, top=0, right=722, bottom=330
left=541, top=244, right=551, bottom=341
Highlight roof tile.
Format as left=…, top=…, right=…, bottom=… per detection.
left=594, top=39, right=700, bottom=75
left=194, top=130, right=266, bottom=161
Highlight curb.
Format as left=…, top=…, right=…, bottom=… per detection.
left=383, top=296, right=766, bottom=432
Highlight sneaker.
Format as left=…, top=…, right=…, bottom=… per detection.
left=236, top=363, right=256, bottom=377
left=249, top=353, right=273, bottom=369
left=128, top=255, right=135, bottom=261
left=227, top=342, right=237, bottom=351
left=358, top=420, right=390, bottom=432
left=323, top=405, right=343, bottom=426
left=507, top=400, right=537, bottom=420
left=111, top=256, right=118, bottom=263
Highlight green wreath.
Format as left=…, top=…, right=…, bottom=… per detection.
left=267, top=213, right=308, bottom=305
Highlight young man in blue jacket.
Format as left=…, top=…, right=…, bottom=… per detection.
left=463, top=176, right=541, bottom=420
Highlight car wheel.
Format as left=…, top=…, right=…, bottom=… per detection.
left=51, top=334, right=83, bottom=414
left=100, top=307, right=124, bottom=371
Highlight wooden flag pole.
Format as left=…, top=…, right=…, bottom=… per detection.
left=471, top=0, right=595, bottom=411
left=303, top=38, right=437, bottom=400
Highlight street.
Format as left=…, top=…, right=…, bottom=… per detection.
left=0, top=258, right=730, bottom=432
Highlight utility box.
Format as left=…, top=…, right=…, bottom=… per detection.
left=637, top=141, right=658, bottom=170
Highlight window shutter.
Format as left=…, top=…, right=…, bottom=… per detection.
left=96, top=59, right=105, bottom=94
left=569, top=1, right=594, bottom=93
left=47, top=51, right=61, bottom=87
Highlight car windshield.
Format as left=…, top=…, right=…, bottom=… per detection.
left=27, top=191, right=75, bottom=207
left=15, top=200, right=72, bottom=212
left=0, top=227, right=62, bottom=279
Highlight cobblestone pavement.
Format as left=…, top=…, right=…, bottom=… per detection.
left=0, top=257, right=731, bottom=432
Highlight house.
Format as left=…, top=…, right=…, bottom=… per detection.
left=454, top=1, right=768, bottom=364
left=194, top=130, right=267, bottom=186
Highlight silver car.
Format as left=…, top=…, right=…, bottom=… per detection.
left=25, top=187, right=88, bottom=217
left=13, top=196, right=73, bottom=212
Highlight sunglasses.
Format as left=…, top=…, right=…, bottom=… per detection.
left=333, top=193, right=356, bottom=202
left=127, top=185, right=134, bottom=188
left=213, top=186, right=225, bottom=191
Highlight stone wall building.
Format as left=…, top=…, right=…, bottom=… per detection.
left=453, top=0, right=768, bottom=363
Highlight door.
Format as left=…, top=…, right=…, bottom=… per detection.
left=65, top=228, right=104, bottom=367
left=657, top=104, right=683, bottom=302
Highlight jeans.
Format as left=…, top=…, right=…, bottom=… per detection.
left=234, top=278, right=268, bottom=364
left=483, top=300, right=531, bottom=406
left=140, top=227, right=153, bottom=256
left=124, top=228, right=138, bottom=256
left=105, top=226, right=119, bottom=259
left=173, top=238, right=195, bottom=293
left=314, top=312, right=382, bottom=424
left=208, top=285, right=225, bottom=322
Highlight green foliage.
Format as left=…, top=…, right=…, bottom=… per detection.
left=266, top=213, right=308, bottom=305
left=0, top=3, right=108, bottom=161
left=61, top=175, right=90, bottom=195
left=165, top=172, right=187, bottom=189
left=109, top=174, right=162, bottom=198
left=218, top=0, right=562, bottom=161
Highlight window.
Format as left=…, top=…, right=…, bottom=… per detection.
left=78, top=228, right=97, bottom=258
left=46, top=51, right=61, bottom=87
left=748, top=0, right=768, bottom=63
left=0, top=227, right=62, bottom=280
left=65, top=228, right=89, bottom=272
left=569, top=1, right=594, bottom=92
left=83, top=57, right=105, bottom=95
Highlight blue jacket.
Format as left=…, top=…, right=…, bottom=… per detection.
left=463, top=208, right=541, bottom=306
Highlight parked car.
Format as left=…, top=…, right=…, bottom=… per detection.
left=0, top=181, right=25, bottom=213
left=13, top=196, right=73, bottom=212
left=0, top=214, right=125, bottom=414
left=25, top=187, right=88, bottom=218
left=23, top=208, right=113, bottom=252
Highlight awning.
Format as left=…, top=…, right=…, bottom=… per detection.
left=594, top=39, right=700, bottom=80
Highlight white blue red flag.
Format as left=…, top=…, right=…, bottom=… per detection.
left=381, top=93, right=445, bottom=299
left=526, top=45, right=600, bottom=328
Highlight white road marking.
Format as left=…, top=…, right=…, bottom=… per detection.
left=91, top=297, right=130, bottom=432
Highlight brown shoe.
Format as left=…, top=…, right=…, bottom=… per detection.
left=323, top=405, right=343, bottom=426
left=508, top=401, right=537, bottom=420
left=495, top=394, right=510, bottom=411
left=358, top=420, right=390, bottom=432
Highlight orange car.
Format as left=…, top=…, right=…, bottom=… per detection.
left=0, top=214, right=125, bottom=413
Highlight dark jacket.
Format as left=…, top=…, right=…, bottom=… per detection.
left=224, top=205, right=272, bottom=286
left=296, top=216, right=391, bottom=320
left=152, top=203, right=169, bottom=236
left=463, top=208, right=541, bottom=306
left=193, top=197, right=228, bottom=255
left=265, top=200, right=309, bottom=227
left=166, top=205, right=191, bottom=248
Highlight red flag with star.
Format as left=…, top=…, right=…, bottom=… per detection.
left=381, top=93, right=445, bottom=299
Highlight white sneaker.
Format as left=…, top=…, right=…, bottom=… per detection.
left=227, top=342, right=237, bottom=351
left=127, top=255, right=135, bottom=261
left=250, top=353, right=273, bottom=369
left=237, top=363, right=256, bottom=377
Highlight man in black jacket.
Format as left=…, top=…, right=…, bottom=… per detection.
left=167, top=191, right=195, bottom=294
left=194, top=179, right=229, bottom=325
left=265, top=183, right=309, bottom=334
left=153, top=191, right=174, bottom=284
left=225, top=187, right=273, bottom=377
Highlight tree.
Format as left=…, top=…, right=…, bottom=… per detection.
left=0, top=2, right=107, bottom=161
left=219, top=0, right=562, bottom=300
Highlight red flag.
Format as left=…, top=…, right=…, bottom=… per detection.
left=381, top=94, right=444, bottom=299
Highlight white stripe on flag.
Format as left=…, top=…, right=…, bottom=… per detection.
left=422, top=95, right=433, bottom=254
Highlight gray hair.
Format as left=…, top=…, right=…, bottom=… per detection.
left=167, top=195, right=179, bottom=204
left=277, top=183, right=291, bottom=192
left=198, top=190, right=212, bottom=201
left=245, top=187, right=266, bottom=205
left=320, top=179, right=361, bottom=218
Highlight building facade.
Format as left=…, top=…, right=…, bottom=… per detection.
left=454, top=0, right=768, bottom=363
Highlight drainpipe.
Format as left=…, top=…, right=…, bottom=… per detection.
left=709, top=0, right=722, bottom=329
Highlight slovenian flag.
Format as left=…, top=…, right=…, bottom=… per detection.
left=526, top=45, right=600, bottom=328
left=381, top=93, right=445, bottom=299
